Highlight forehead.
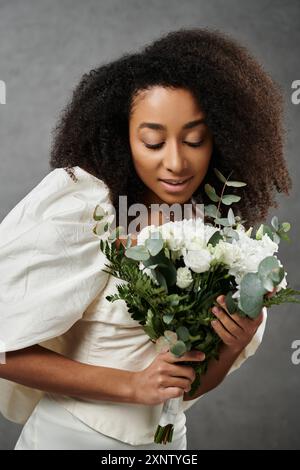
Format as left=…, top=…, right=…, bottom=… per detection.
left=130, top=86, right=204, bottom=126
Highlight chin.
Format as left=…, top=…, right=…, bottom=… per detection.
left=159, top=193, right=192, bottom=205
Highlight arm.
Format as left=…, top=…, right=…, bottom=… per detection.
left=0, top=344, right=135, bottom=404
left=0, top=344, right=205, bottom=406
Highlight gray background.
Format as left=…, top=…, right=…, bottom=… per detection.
left=0, top=0, right=299, bottom=450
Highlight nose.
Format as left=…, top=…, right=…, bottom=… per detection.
left=162, top=140, right=187, bottom=174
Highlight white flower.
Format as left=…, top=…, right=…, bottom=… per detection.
left=183, top=248, right=212, bottom=273
left=137, top=225, right=160, bottom=245
left=212, top=240, right=242, bottom=266
left=176, top=267, right=193, bottom=289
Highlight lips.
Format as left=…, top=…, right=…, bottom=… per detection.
left=159, top=177, right=193, bottom=184
left=158, top=176, right=193, bottom=193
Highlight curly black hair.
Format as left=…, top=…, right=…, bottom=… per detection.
left=50, top=27, right=292, bottom=229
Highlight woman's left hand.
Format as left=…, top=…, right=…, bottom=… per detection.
left=211, top=294, right=265, bottom=354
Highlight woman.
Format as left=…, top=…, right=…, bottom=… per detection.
left=0, top=28, right=291, bottom=450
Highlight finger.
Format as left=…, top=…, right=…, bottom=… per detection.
left=216, top=295, right=244, bottom=329
left=164, top=350, right=205, bottom=364
left=160, top=387, right=184, bottom=401
left=159, top=376, right=192, bottom=392
left=211, top=319, right=236, bottom=344
left=168, top=364, right=196, bottom=382
left=212, top=306, right=240, bottom=338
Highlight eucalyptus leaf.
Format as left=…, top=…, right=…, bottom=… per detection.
left=205, top=204, right=221, bottom=218
left=145, top=237, right=164, bottom=256
left=215, top=217, right=232, bottom=226
left=239, top=273, right=265, bottom=318
left=227, top=208, right=235, bottom=225
left=223, top=227, right=239, bottom=240
left=226, top=181, right=247, bottom=187
left=164, top=330, right=178, bottom=344
left=258, top=256, right=283, bottom=290
left=205, top=184, right=220, bottom=202
left=125, top=245, right=150, bottom=261
left=221, top=194, right=241, bottom=205
left=176, top=326, right=190, bottom=342
left=170, top=341, right=187, bottom=357
left=224, top=291, right=239, bottom=314
left=213, top=168, right=227, bottom=183
left=271, top=216, right=279, bottom=231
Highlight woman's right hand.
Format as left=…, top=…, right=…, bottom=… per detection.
left=131, top=350, right=205, bottom=405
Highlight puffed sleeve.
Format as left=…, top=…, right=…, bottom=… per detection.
left=0, top=166, right=114, bottom=353
left=180, top=306, right=268, bottom=412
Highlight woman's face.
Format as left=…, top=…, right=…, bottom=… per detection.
left=129, top=86, right=213, bottom=206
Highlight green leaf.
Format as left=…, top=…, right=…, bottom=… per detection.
left=143, top=309, right=157, bottom=340
left=239, top=273, right=265, bottom=318
left=170, top=341, right=187, bottom=357
left=227, top=208, right=235, bottom=225
left=154, top=271, right=168, bottom=292
left=258, top=256, right=284, bottom=289
left=213, top=168, right=227, bottom=183
left=207, top=231, right=223, bottom=247
left=226, top=181, right=247, bottom=187
left=164, top=330, right=177, bottom=344
left=278, top=232, right=291, bottom=242
left=176, top=326, right=190, bottom=342
left=255, top=224, right=274, bottom=241
left=125, top=245, right=150, bottom=261
left=205, top=204, right=221, bottom=219
left=281, top=222, right=291, bottom=233
left=223, top=227, right=239, bottom=240
left=225, top=291, right=239, bottom=315
left=215, top=217, right=232, bottom=226
left=221, top=194, right=241, bottom=205
left=271, top=216, right=279, bottom=231
left=145, top=237, right=164, bottom=256
left=162, top=313, right=175, bottom=324
left=205, top=184, right=220, bottom=202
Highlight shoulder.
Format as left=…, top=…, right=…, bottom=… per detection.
left=0, top=166, right=113, bottom=240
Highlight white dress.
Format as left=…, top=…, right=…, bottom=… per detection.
left=0, top=166, right=268, bottom=450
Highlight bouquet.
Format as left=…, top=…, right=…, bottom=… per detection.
left=92, top=168, right=300, bottom=445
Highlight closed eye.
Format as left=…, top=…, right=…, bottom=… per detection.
left=144, top=141, right=204, bottom=150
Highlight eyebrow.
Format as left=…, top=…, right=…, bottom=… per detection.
left=138, top=118, right=206, bottom=131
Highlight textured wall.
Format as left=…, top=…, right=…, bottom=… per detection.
left=0, top=0, right=299, bottom=450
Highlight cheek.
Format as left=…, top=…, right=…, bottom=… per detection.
left=131, top=147, right=157, bottom=182
left=192, top=143, right=213, bottom=174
